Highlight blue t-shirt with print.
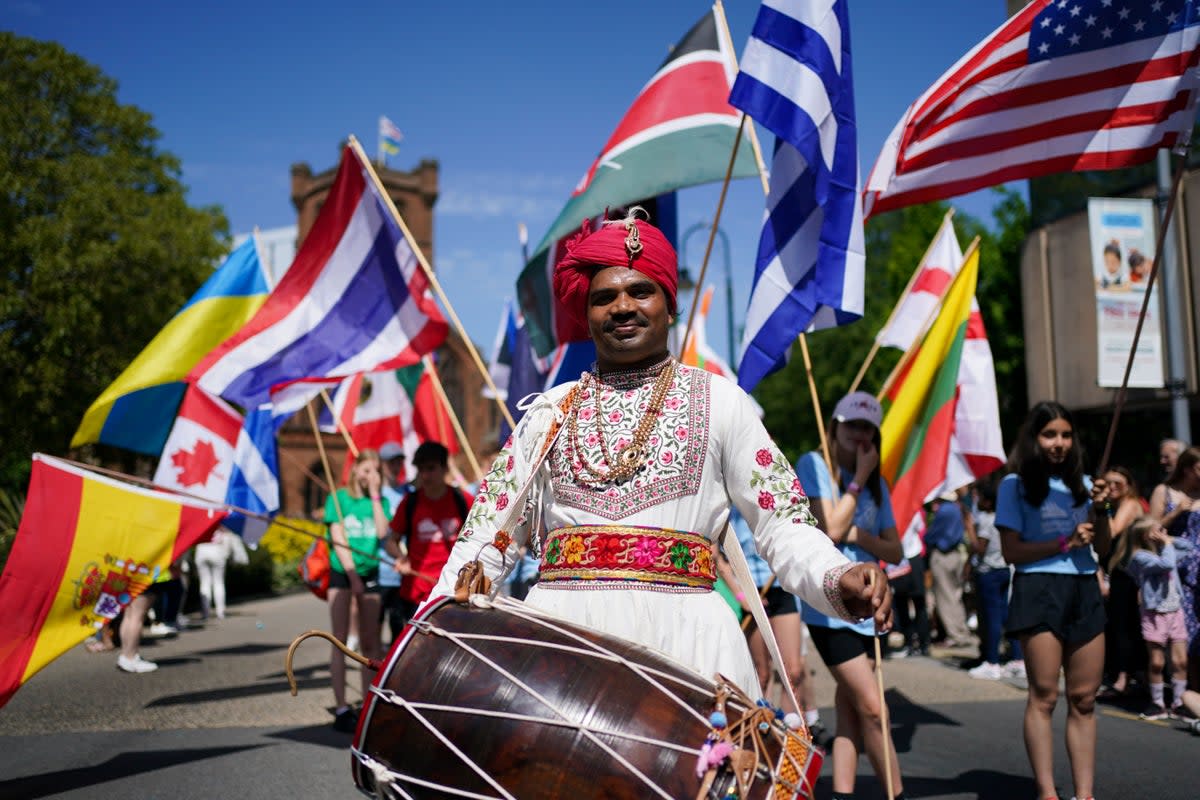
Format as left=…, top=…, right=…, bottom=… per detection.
left=995, top=473, right=1095, bottom=575
left=795, top=451, right=895, bottom=635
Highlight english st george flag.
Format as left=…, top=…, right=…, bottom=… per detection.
left=865, top=0, right=1200, bottom=216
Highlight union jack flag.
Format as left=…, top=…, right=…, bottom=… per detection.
left=865, top=0, right=1200, bottom=216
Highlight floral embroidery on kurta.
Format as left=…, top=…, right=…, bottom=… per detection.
left=551, top=365, right=710, bottom=519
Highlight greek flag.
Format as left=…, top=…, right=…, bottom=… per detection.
left=729, top=0, right=864, bottom=392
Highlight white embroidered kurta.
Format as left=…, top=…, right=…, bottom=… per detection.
left=429, top=360, right=853, bottom=695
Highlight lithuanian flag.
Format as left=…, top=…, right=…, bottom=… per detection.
left=880, top=242, right=980, bottom=535
left=0, top=455, right=225, bottom=707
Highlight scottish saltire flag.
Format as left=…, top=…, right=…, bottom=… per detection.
left=730, top=0, right=865, bottom=392
left=72, top=238, right=270, bottom=455
left=379, top=115, right=403, bottom=157
left=865, top=0, right=1200, bottom=216
left=222, top=404, right=286, bottom=544
left=189, top=145, right=448, bottom=409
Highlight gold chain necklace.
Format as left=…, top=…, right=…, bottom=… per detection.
left=567, top=359, right=676, bottom=485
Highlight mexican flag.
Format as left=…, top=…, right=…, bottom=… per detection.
left=880, top=243, right=980, bottom=536
left=516, top=5, right=757, bottom=356
left=330, top=360, right=459, bottom=484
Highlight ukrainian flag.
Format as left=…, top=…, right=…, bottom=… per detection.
left=71, top=239, right=270, bottom=455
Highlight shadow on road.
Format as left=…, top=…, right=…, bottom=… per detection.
left=191, top=642, right=290, bottom=657
left=269, top=722, right=357, bottom=750
left=884, top=688, right=963, bottom=753
left=145, top=676, right=329, bottom=707
left=0, top=745, right=270, bottom=799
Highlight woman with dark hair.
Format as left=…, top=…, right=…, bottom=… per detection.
left=997, top=401, right=1111, bottom=800
left=796, top=391, right=905, bottom=800
left=1148, top=445, right=1200, bottom=697
left=1098, top=466, right=1148, bottom=700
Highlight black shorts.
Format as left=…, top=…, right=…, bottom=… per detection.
left=328, top=569, right=386, bottom=594
left=763, top=586, right=798, bottom=618
left=1006, top=572, right=1106, bottom=644
left=808, top=624, right=879, bottom=667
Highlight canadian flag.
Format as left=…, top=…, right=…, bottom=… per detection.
left=154, top=385, right=242, bottom=502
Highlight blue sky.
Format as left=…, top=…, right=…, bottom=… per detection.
left=5, top=1, right=1016, bottom=362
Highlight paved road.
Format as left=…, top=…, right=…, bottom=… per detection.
left=1, top=591, right=1195, bottom=799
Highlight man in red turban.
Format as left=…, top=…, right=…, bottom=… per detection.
left=552, top=209, right=679, bottom=333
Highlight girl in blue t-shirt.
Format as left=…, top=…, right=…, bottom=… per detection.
left=796, top=391, right=905, bottom=800
left=996, top=401, right=1111, bottom=800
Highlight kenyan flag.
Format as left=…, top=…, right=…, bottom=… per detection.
left=879, top=244, right=980, bottom=536
left=517, top=5, right=758, bottom=356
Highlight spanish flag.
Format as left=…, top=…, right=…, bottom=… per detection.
left=0, top=455, right=225, bottom=708
left=879, top=242, right=979, bottom=536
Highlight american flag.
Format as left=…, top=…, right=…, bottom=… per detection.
left=729, top=0, right=865, bottom=392
left=865, top=0, right=1200, bottom=217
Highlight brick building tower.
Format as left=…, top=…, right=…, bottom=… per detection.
left=277, top=149, right=498, bottom=518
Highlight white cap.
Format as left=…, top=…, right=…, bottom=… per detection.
left=833, top=391, right=883, bottom=429
left=379, top=441, right=405, bottom=461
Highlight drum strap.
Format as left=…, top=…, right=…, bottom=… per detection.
left=719, top=523, right=802, bottom=717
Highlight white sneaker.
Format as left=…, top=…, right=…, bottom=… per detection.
left=968, top=661, right=1005, bottom=680
left=117, top=654, right=158, bottom=673
left=145, top=622, right=175, bottom=638
left=1003, top=660, right=1026, bottom=679
left=346, top=635, right=360, bottom=652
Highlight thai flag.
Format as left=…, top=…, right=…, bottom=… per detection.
left=729, top=0, right=865, bottom=392
left=189, top=145, right=448, bottom=409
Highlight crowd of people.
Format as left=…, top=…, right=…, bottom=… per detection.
left=292, top=210, right=1200, bottom=798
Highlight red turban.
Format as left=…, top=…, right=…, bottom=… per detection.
left=552, top=216, right=678, bottom=332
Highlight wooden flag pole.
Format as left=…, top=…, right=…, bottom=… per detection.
left=877, top=236, right=980, bottom=401
left=867, top=569, right=896, bottom=800
left=318, top=388, right=359, bottom=459
left=1097, top=153, right=1187, bottom=475
left=423, top=355, right=485, bottom=484
left=677, top=114, right=746, bottom=358
left=713, top=0, right=837, bottom=483
left=346, top=136, right=517, bottom=432
left=848, top=208, right=957, bottom=394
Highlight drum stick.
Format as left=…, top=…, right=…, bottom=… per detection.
left=867, top=569, right=895, bottom=800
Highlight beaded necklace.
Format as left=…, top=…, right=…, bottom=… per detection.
left=567, top=358, right=675, bottom=485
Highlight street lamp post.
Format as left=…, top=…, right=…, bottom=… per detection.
left=682, top=222, right=736, bottom=365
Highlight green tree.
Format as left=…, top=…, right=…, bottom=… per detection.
left=754, top=190, right=1029, bottom=462
left=0, top=34, right=228, bottom=494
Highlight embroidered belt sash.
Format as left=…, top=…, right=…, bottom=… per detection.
left=539, top=524, right=715, bottom=590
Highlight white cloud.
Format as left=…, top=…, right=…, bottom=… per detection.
left=437, top=170, right=571, bottom=219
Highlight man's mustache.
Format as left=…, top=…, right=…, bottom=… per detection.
left=603, top=314, right=648, bottom=332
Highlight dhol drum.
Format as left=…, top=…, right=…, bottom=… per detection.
left=352, top=595, right=821, bottom=799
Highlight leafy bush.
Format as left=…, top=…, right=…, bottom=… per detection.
left=0, top=488, right=23, bottom=572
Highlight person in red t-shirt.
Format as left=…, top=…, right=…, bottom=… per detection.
left=385, top=441, right=472, bottom=626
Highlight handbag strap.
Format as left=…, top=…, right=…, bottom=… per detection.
left=720, top=523, right=801, bottom=716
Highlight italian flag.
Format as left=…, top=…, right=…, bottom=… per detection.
left=331, top=359, right=459, bottom=484
left=880, top=243, right=980, bottom=535
left=517, top=5, right=758, bottom=356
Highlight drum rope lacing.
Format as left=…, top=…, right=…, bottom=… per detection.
left=489, top=595, right=726, bottom=725
left=369, top=691, right=699, bottom=755
left=352, top=748, right=502, bottom=800
left=386, top=608, right=679, bottom=800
